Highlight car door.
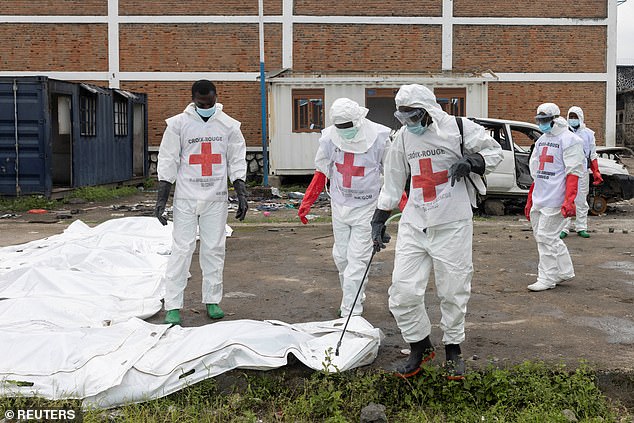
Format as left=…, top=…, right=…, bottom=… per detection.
left=471, top=119, right=516, bottom=193
left=508, top=124, right=542, bottom=190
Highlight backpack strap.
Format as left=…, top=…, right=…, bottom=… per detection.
left=455, top=116, right=483, bottom=198
left=456, top=116, right=464, bottom=156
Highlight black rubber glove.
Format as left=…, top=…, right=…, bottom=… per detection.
left=371, top=209, right=391, bottom=253
left=154, top=180, right=173, bottom=226
left=233, top=179, right=249, bottom=221
left=449, top=153, right=485, bottom=187
left=382, top=229, right=391, bottom=244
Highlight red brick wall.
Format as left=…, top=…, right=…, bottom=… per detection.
left=294, top=0, right=442, bottom=16
left=119, top=0, right=282, bottom=15
left=0, top=24, right=108, bottom=71
left=293, top=24, right=442, bottom=72
left=453, top=0, right=606, bottom=18
left=119, top=24, right=282, bottom=72
left=120, top=81, right=264, bottom=148
left=0, top=1, right=107, bottom=15
left=488, top=82, right=606, bottom=145
left=454, top=26, right=606, bottom=73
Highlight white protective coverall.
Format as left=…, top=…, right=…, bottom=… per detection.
left=563, top=106, right=598, bottom=234
left=377, top=85, right=503, bottom=344
left=157, top=103, right=247, bottom=310
left=315, top=98, right=391, bottom=317
left=528, top=104, right=585, bottom=290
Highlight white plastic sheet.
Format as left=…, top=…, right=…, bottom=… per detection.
left=0, top=217, right=382, bottom=408
left=84, top=317, right=382, bottom=408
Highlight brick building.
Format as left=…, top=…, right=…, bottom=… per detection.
left=0, top=0, right=618, bottom=177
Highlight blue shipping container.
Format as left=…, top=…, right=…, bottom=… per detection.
left=0, top=76, right=147, bottom=197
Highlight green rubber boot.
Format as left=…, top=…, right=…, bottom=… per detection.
left=577, top=230, right=590, bottom=238
left=206, top=304, right=225, bottom=319
left=165, top=309, right=181, bottom=325
left=559, top=231, right=568, bottom=239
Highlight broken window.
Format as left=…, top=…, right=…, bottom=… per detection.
left=80, top=92, right=96, bottom=137
left=114, top=97, right=128, bottom=137
left=292, top=89, right=324, bottom=133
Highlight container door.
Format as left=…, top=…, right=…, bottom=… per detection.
left=365, top=88, right=400, bottom=131
left=132, top=103, right=146, bottom=177
left=51, top=94, right=72, bottom=187
left=0, top=78, right=50, bottom=196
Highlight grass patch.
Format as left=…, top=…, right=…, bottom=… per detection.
left=0, top=186, right=140, bottom=212
left=0, top=195, right=58, bottom=212
left=0, top=362, right=629, bottom=422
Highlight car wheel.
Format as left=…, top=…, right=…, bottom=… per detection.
left=588, top=195, right=608, bottom=216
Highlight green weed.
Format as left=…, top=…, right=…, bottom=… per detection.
left=0, top=186, right=140, bottom=212
left=1, top=362, right=627, bottom=422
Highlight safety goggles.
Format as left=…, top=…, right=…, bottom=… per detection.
left=534, top=114, right=555, bottom=125
left=394, top=108, right=427, bottom=126
left=334, top=121, right=354, bottom=129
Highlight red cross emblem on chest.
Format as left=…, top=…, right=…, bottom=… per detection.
left=189, top=143, right=222, bottom=176
left=335, top=152, right=365, bottom=188
left=538, top=146, right=554, bottom=171
left=412, top=158, right=448, bottom=202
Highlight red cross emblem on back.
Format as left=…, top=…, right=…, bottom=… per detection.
left=412, top=158, right=448, bottom=202
left=189, top=143, right=222, bottom=176
left=538, top=146, right=554, bottom=171
left=335, top=152, right=365, bottom=188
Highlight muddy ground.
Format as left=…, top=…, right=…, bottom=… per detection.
left=1, top=189, right=633, bottom=409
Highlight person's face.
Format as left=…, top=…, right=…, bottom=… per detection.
left=395, top=106, right=430, bottom=126
left=569, top=112, right=579, bottom=119
left=192, top=92, right=216, bottom=109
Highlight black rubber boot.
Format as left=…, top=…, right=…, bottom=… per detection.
left=445, top=344, right=466, bottom=380
left=394, top=336, right=435, bottom=378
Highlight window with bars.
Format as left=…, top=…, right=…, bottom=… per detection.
left=80, top=93, right=96, bottom=136
left=114, top=97, right=128, bottom=137
left=292, top=89, right=324, bottom=133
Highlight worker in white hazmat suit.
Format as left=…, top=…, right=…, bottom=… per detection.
left=154, top=80, right=248, bottom=325
left=298, top=98, right=391, bottom=317
left=370, top=84, right=503, bottom=379
left=560, top=106, right=603, bottom=239
left=524, top=103, right=585, bottom=292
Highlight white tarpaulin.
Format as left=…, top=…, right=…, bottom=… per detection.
left=84, top=317, right=382, bottom=408
left=0, top=217, right=382, bottom=408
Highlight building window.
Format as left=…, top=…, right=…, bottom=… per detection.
left=80, top=93, right=96, bottom=136
left=434, top=88, right=466, bottom=117
left=114, top=97, right=128, bottom=137
left=292, top=89, right=324, bottom=133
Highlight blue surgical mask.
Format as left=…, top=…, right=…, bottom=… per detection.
left=336, top=127, right=359, bottom=140
left=196, top=105, right=216, bottom=118
left=406, top=122, right=428, bottom=136
left=538, top=122, right=553, bottom=133
left=568, top=118, right=580, bottom=128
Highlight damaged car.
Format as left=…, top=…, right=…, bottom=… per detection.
left=468, top=118, right=634, bottom=215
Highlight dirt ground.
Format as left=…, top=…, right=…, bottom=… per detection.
left=1, top=189, right=633, bottom=408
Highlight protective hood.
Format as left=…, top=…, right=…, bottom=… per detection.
left=567, top=106, right=586, bottom=131
left=394, top=84, right=448, bottom=137
left=550, top=116, right=569, bottom=136
left=329, top=98, right=374, bottom=153
left=536, top=103, right=567, bottom=136
left=536, top=103, right=560, bottom=118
